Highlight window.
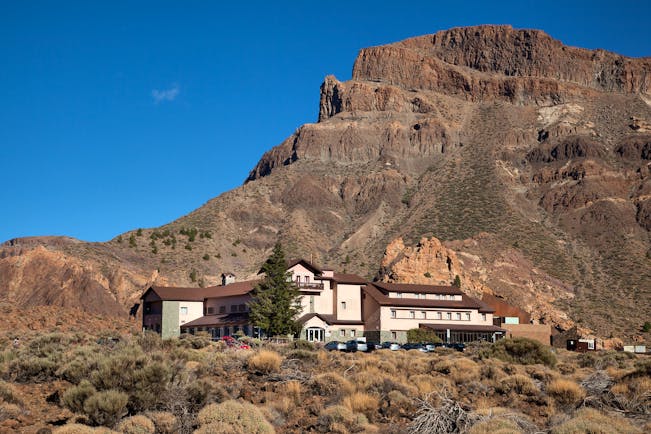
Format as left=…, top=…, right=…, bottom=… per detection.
left=481, top=313, right=487, bottom=321
left=341, top=301, right=347, bottom=310
left=435, top=294, right=441, bottom=300
left=396, top=293, right=402, bottom=298
left=350, top=329, right=356, bottom=337
left=207, top=307, right=215, bottom=314
left=219, top=306, right=226, bottom=314
left=391, top=331, right=397, bottom=340
left=409, top=311, right=415, bottom=319
left=420, top=293, right=426, bottom=299
left=436, top=312, right=442, bottom=320
left=231, top=305, right=237, bottom=313
left=391, top=310, right=396, bottom=318
left=339, top=329, right=345, bottom=337
left=238, top=304, right=246, bottom=312
left=446, top=312, right=452, bottom=320
left=421, top=311, right=426, bottom=319
left=456, top=313, right=461, bottom=321
left=180, top=307, right=188, bottom=315
left=465, top=313, right=471, bottom=321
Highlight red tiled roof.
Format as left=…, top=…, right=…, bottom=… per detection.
left=332, top=273, right=367, bottom=284
left=297, top=313, right=365, bottom=326
left=364, top=283, right=494, bottom=312
left=420, top=323, right=506, bottom=333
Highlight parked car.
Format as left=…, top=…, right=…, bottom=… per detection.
left=366, top=341, right=382, bottom=350
left=381, top=342, right=401, bottom=351
left=424, top=343, right=438, bottom=352
left=402, top=343, right=428, bottom=353
left=345, top=340, right=368, bottom=352
left=324, top=341, right=346, bottom=351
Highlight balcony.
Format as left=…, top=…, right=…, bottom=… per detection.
left=296, top=282, right=324, bottom=291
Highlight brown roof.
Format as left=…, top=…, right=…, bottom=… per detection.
left=481, top=294, right=531, bottom=322
left=180, top=313, right=250, bottom=328
left=364, top=283, right=494, bottom=312
left=372, top=282, right=464, bottom=295
left=202, top=279, right=259, bottom=298
left=297, top=313, right=365, bottom=326
left=142, top=286, right=207, bottom=302
left=420, top=323, right=506, bottom=333
left=332, top=273, right=367, bottom=284
left=286, top=258, right=323, bottom=274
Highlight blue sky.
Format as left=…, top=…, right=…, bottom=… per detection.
left=2, top=1, right=650, bottom=242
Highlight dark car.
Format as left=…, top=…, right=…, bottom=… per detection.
left=324, top=341, right=346, bottom=351
left=381, top=342, right=401, bottom=351
left=345, top=340, right=368, bottom=352
left=366, top=341, right=382, bottom=351
left=401, top=343, right=428, bottom=352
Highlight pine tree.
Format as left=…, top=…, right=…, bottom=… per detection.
left=249, top=243, right=302, bottom=337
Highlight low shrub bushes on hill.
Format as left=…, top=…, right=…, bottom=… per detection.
left=479, top=337, right=557, bottom=367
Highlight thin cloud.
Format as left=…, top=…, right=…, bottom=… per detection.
left=151, top=85, right=179, bottom=103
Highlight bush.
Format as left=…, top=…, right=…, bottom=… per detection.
left=290, top=339, right=316, bottom=351
left=0, top=380, right=22, bottom=405
left=342, top=392, right=379, bottom=420
left=53, top=423, right=119, bottom=433
left=480, top=338, right=556, bottom=367
left=311, top=372, right=355, bottom=397
left=316, top=405, right=369, bottom=434
left=62, top=380, right=97, bottom=413
left=247, top=350, right=282, bottom=375
left=83, top=390, right=129, bottom=427
left=407, top=328, right=442, bottom=343
left=550, top=408, right=641, bottom=434
left=115, top=415, right=155, bottom=434
left=546, top=379, right=585, bottom=406
left=196, top=400, right=274, bottom=433
left=8, top=355, right=58, bottom=383
left=496, top=374, right=538, bottom=396
left=468, top=418, right=524, bottom=434
left=144, top=411, right=177, bottom=434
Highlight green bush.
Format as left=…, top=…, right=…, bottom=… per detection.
left=62, top=380, right=97, bottom=413
left=290, top=339, right=315, bottom=351
left=83, top=390, right=128, bottom=427
left=8, top=355, right=58, bottom=383
left=479, top=337, right=556, bottom=367
left=406, top=328, right=442, bottom=343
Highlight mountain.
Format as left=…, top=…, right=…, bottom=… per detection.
left=1, top=25, right=650, bottom=342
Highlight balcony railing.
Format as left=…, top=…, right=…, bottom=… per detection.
left=296, top=282, right=324, bottom=290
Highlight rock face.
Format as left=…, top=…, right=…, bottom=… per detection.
left=2, top=25, right=650, bottom=342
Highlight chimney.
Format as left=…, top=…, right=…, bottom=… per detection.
left=221, top=272, right=235, bottom=286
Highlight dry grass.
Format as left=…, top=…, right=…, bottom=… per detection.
left=311, top=372, right=355, bottom=397
left=432, top=357, right=480, bottom=384
left=546, top=379, right=586, bottom=407
left=247, top=350, right=282, bottom=375
left=342, top=392, right=380, bottom=420
left=497, top=374, right=539, bottom=396
left=550, top=408, right=642, bottom=434
left=115, top=415, right=155, bottom=434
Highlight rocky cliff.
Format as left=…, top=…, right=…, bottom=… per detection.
left=1, top=25, right=650, bottom=341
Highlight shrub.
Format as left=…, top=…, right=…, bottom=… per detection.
left=311, top=372, right=355, bottom=397
left=432, top=358, right=480, bottom=384
left=406, top=328, right=442, bottom=343
left=115, top=415, right=155, bottom=434
left=53, top=423, right=118, bottom=433
left=247, top=350, right=282, bottom=375
left=144, top=411, right=177, bottom=434
left=480, top=338, right=556, bottom=367
left=62, top=380, right=97, bottom=413
left=196, top=400, right=274, bottom=433
left=468, top=418, right=523, bottom=434
left=496, top=374, right=538, bottom=396
left=316, top=405, right=368, bottom=434
left=8, top=355, right=58, bottom=383
left=550, top=408, right=641, bottom=434
left=83, top=390, right=129, bottom=427
left=0, top=380, right=22, bottom=405
left=290, top=339, right=316, bottom=351
left=342, top=392, right=379, bottom=420
left=546, top=379, right=585, bottom=406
